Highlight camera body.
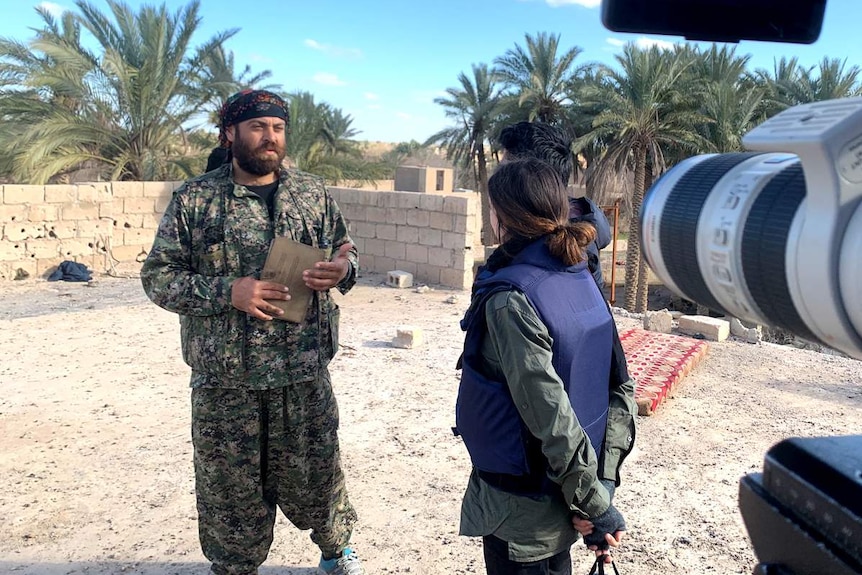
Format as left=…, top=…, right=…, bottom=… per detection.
left=641, top=97, right=862, bottom=359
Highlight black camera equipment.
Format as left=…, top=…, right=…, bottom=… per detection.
left=602, top=0, right=826, bottom=44
left=739, top=435, right=862, bottom=575
left=600, top=2, right=860, bottom=574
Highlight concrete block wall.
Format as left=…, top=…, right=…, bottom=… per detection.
left=329, top=188, right=479, bottom=289
left=1, top=182, right=481, bottom=290
left=0, top=181, right=180, bottom=280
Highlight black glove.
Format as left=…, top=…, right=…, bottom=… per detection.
left=584, top=504, right=626, bottom=550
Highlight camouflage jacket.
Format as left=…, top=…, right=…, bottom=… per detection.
left=140, top=164, right=358, bottom=389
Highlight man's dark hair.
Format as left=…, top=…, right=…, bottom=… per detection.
left=498, top=122, right=573, bottom=184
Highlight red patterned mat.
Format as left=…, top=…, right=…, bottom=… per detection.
left=619, top=328, right=710, bottom=416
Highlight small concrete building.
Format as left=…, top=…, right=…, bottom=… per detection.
left=394, top=165, right=454, bottom=193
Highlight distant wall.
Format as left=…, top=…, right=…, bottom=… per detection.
left=1, top=182, right=480, bottom=290
left=0, top=181, right=179, bottom=281
left=329, top=188, right=478, bottom=289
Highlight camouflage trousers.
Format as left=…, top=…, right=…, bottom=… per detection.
left=191, top=370, right=357, bottom=575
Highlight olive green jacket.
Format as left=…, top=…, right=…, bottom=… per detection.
left=141, top=164, right=357, bottom=389
left=459, top=290, right=637, bottom=561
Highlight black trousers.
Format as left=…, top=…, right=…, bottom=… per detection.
left=482, top=535, right=572, bottom=575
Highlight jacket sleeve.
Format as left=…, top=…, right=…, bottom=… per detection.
left=140, top=189, right=236, bottom=316
left=483, top=290, right=611, bottom=519
left=598, top=376, right=637, bottom=486
left=585, top=197, right=612, bottom=250
left=326, top=190, right=359, bottom=295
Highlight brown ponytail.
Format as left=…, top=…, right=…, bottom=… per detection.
left=488, top=158, right=596, bottom=266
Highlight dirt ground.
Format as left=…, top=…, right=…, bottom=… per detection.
left=1, top=273, right=861, bottom=575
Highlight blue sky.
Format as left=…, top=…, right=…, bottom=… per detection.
left=2, top=0, right=857, bottom=143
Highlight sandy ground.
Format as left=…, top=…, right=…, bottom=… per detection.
left=1, top=273, right=861, bottom=575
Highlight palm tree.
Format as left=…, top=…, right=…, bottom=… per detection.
left=576, top=44, right=709, bottom=312
left=681, top=44, right=764, bottom=154
left=426, top=63, right=505, bottom=246
left=0, top=0, right=239, bottom=183
left=494, top=32, right=583, bottom=124
left=192, top=43, right=279, bottom=128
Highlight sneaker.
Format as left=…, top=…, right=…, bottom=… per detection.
left=318, top=547, right=365, bottom=575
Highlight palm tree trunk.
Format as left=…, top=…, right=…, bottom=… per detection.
left=624, top=147, right=646, bottom=311
left=635, top=159, right=653, bottom=312
left=477, top=146, right=494, bottom=247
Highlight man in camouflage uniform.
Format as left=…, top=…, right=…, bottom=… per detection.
left=141, top=90, right=365, bottom=575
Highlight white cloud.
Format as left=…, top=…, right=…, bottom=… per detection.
left=546, top=0, right=600, bottom=7
left=364, top=92, right=379, bottom=101
left=395, top=112, right=412, bottom=120
left=312, top=72, right=347, bottom=87
left=367, top=104, right=382, bottom=110
left=634, top=36, right=677, bottom=50
left=38, top=2, right=65, bottom=16
left=248, top=53, right=274, bottom=64
left=304, top=39, right=362, bottom=59
left=605, top=38, right=625, bottom=47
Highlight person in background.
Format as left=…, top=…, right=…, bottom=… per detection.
left=141, top=89, right=365, bottom=575
left=455, top=158, right=634, bottom=574
left=498, top=121, right=611, bottom=287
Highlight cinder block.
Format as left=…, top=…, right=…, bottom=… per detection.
left=427, top=247, right=452, bottom=267
left=366, top=207, right=387, bottom=223
left=44, top=185, right=76, bottom=203
left=416, top=263, right=441, bottom=285
left=392, top=326, right=422, bottom=349
left=376, top=223, right=397, bottom=241
left=678, top=315, right=730, bottom=342
left=77, top=183, right=111, bottom=202
left=643, top=309, right=674, bottom=333
left=4, top=184, right=45, bottom=204
left=405, top=244, right=428, bottom=264
left=365, top=238, right=386, bottom=257
left=384, top=241, right=406, bottom=260
left=111, top=181, right=144, bottom=198
left=0, top=241, right=26, bottom=262
left=4, top=223, right=45, bottom=242
left=406, top=210, right=430, bottom=227
left=440, top=267, right=473, bottom=290
left=0, top=204, right=28, bottom=223
left=418, top=227, right=442, bottom=247
left=443, top=195, right=468, bottom=214
left=61, top=202, right=100, bottom=220
left=25, top=239, right=61, bottom=259
left=387, top=270, right=414, bottom=289
left=430, top=211, right=453, bottom=231
left=123, top=198, right=155, bottom=214
left=396, top=225, right=419, bottom=244
left=420, top=194, right=445, bottom=212
left=45, top=223, right=77, bottom=240
left=442, top=231, right=467, bottom=250
left=384, top=207, right=407, bottom=225
left=143, top=181, right=172, bottom=198
left=28, top=204, right=59, bottom=222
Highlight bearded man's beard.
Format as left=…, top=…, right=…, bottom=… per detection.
left=232, top=131, right=285, bottom=176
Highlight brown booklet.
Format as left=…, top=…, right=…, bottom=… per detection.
left=260, top=237, right=326, bottom=322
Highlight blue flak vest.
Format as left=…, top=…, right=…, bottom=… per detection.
left=455, top=239, right=613, bottom=491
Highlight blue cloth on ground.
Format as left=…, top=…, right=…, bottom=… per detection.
left=47, top=261, right=92, bottom=282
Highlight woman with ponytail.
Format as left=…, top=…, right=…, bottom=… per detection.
left=455, top=158, right=628, bottom=574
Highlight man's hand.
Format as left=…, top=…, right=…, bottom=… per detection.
left=303, top=243, right=353, bottom=292
left=231, top=276, right=290, bottom=321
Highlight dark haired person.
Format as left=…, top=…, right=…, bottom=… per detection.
left=141, top=90, right=365, bottom=575
left=456, top=159, right=633, bottom=574
left=498, top=121, right=611, bottom=287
